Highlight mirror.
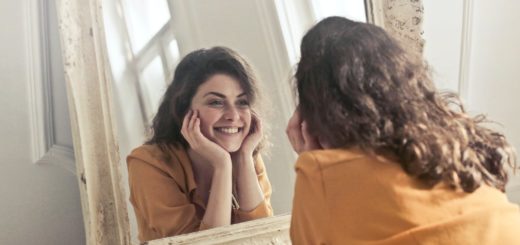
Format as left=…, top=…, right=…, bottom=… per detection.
left=54, top=0, right=424, bottom=244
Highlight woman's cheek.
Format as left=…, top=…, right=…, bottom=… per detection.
left=197, top=108, right=219, bottom=136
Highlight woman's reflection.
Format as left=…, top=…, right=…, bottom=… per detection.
left=126, top=47, right=273, bottom=243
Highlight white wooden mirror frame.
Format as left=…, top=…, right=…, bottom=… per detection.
left=54, top=0, right=423, bottom=244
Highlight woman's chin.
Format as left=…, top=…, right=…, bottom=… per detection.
left=224, top=145, right=241, bottom=153
left=206, top=134, right=244, bottom=153
left=217, top=142, right=242, bottom=153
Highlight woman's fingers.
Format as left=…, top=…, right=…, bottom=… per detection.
left=301, top=121, right=312, bottom=144
left=188, top=110, right=212, bottom=149
left=182, top=110, right=204, bottom=148
left=289, top=127, right=304, bottom=153
left=181, top=110, right=191, bottom=131
left=250, top=113, right=262, bottom=135
left=249, top=115, right=263, bottom=144
left=286, top=110, right=304, bottom=153
left=256, top=117, right=262, bottom=132
left=286, top=109, right=322, bottom=153
left=181, top=110, right=192, bottom=140
left=180, top=109, right=231, bottom=165
left=188, top=109, right=197, bottom=130
left=302, top=121, right=321, bottom=151
left=287, top=109, right=301, bottom=129
left=193, top=117, right=204, bottom=142
left=235, top=113, right=262, bottom=155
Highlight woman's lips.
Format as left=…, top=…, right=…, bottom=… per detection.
left=214, top=127, right=242, bottom=134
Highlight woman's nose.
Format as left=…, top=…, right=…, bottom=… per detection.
left=224, top=106, right=240, bottom=121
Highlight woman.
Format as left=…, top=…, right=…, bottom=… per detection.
left=127, top=47, right=273, bottom=242
left=287, top=16, right=520, bottom=244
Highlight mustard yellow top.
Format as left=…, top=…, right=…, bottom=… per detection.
left=291, top=148, right=520, bottom=245
left=127, top=144, right=273, bottom=242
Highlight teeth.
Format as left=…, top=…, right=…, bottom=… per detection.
left=217, top=127, right=239, bottom=134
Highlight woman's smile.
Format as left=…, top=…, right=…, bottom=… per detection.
left=214, top=127, right=243, bottom=134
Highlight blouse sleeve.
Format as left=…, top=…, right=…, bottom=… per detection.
left=128, top=157, right=202, bottom=241
left=290, top=152, right=331, bottom=245
left=233, top=155, right=274, bottom=222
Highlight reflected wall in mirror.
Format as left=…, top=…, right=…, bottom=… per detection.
left=54, top=0, right=425, bottom=244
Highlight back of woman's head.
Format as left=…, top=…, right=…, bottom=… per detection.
left=296, top=16, right=516, bottom=192
left=147, top=46, right=263, bottom=152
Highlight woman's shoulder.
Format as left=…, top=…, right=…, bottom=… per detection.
left=128, top=144, right=165, bottom=163
left=296, top=148, right=368, bottom=168
left=127, top=143, right=195, bottom=194
left=127, top=143, right=188, bottom=172
left=295, top=148, right=404, bottom=177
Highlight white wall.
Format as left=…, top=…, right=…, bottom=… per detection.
left=422, top=0, right=463, bottom=93
left=0, top=0, right=85, bottom=244
left=423, top=0, right=520, bottom=203
left=466, top=1, right=520, bottom=202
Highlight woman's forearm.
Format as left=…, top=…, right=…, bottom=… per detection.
left=201, top=164, right=233, bottom=228
left=235, top=155, right=264, bottom=211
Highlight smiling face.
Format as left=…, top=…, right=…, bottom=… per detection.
left=190, top=74, right=252, bottom=152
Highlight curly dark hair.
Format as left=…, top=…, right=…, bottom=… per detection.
left=147, top=46, right=267, bottom=157
left=295, top=16, right=516, bottom=193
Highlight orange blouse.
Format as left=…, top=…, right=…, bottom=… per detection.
left=127, top=144, right=273, bottom=242
left=291, top=148, right=520, bottom=245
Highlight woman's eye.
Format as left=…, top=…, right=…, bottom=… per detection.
left=237, top=100, right=250, bottom=107
left=208, top=100, right=224, bottom=106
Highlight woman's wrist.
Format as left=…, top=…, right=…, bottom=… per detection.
left=212, top=162, right=232, bottom=180
left=232, top=151, right=254, bottom=167
left=209, top=153, right=232, bottom=170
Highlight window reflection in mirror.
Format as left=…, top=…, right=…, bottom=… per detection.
left=102, top=1, right=179, bottom=243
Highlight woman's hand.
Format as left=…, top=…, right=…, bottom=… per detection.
left=181, top=110, right=231, bottom=167
left=182, top=110, right=233, bottom=229
left=286, top=109, right=322, bottom=154
left=236, top=113, right=263, bottom=157
left=231, top=113, right=264, bottom=212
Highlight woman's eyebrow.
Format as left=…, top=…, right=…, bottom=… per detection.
left=203, top=92, right=247, bottom=98
left=203, top=92, right=225, bottom=98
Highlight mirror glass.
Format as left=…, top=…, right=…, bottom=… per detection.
left=101, top=0, right=367, bottom=242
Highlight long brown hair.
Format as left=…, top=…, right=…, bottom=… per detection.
left=147, top=46, right=267, bottom=156
left=295, top=16, right=516, bottom=192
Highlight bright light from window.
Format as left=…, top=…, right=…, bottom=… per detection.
left=311, top=0, right=366, bottom=22
left=139, top=56, right=167, bottom=122
left=168, top=39, right=180, bottom=66
left=121, top=0, right=171, bottom=54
